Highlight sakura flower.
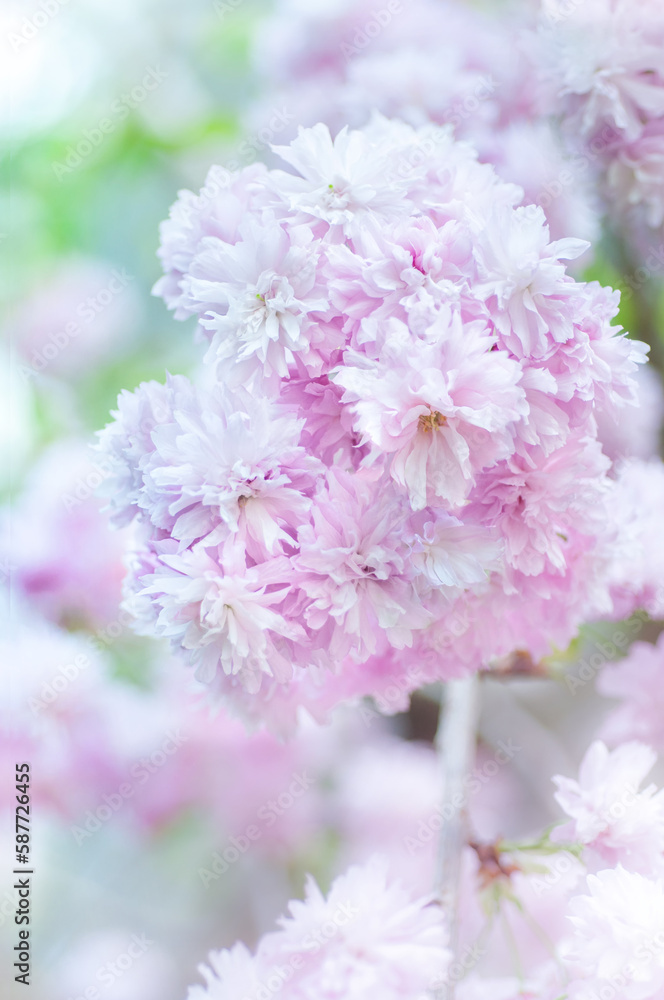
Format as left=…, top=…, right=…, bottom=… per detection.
left=409, top=512, right=500, bottom=594
left=188, top=857, right=450, bottom=1000
left=596, top=363, right=664, bottom=463
left=535, top=0, right=664, bottom=144
left=533, top=0, right=664, bottom=233
left=336, top=311, right=527, bottom=509
left=606, top=459, right=664, bottom=621
left=131, top=542, right=304, bottom=693
left=467, top=435, right=611, bottom=578
left=608, top=119, right=664, bottom=228
left=0, top=607, right=124, bottom=820
left=270, top=120, right=413, bottom=237
left=105, top=115, right=647, bottom=724
left=185, top=216, right=330, bottom=386
left=472, top=203, right=587, bottom=358
left=598, top=636, right=664, bottom=751
left=153, top=162, right=271, bottom=320
left=96, top=373, right=192, bottom=528
left=553, top=740, right=664, bottom=875
left=1, top=440, right=130, bottom=628
left=280, top=375, right=368, bottom=469
left=563, top=867, right=664, bottom=1000
left=144, top=391, right=321, bottom=558
left=296, top=468, right=429, bottom=661
left=187, top=943, right=263, bottom=1000
left=99, top=375, right=323, bottom=560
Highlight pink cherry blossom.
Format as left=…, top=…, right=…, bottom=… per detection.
left=553, top=740, right=664, bottom=875
left=188, top=856, right=450, bottom=1000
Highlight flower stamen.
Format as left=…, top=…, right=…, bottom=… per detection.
left=418, top=410, right=447, bottom=433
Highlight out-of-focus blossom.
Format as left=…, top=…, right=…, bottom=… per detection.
left=0, top=608, right=123, bottom=819
left=187, top=856, right=450, bottom=1000
left=596, top=364, right=664, bottom=463
left=598, top=635, right=664, bottom=751
left=563, top=866, right=664, bottom=1000
left=10, top=258, right=140, bottom=378
left=533, top=0, right=664, bottom=234
left=2, top=440, right=130, bottom=629
left=606, top=458, right=664, bottom=620
left=249, top=0, right=600, bottom=245
left=50, top=930, right=176, bottom=1000
left=553, top=740, right=664, bottom=874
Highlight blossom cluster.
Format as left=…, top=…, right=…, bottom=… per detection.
left=182, top=732, right=664, bottom=1000
left=187, top=856, right=450, bottom=1000
left=250, top=0, right=599, bottom=248
left=533, top=0, right=664, bottom=233
left=552, top=740, right=664, bottom=1000
left=96, top=116, right=646, bottom=728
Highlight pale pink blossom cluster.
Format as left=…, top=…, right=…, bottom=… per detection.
left=96, top=117, right=647, bottom=730
left=598, top=633, right=664, bottom=751
left=187, top=856, right=450, bottom=1000
left=606, top=458, right=664, bottom=620
left=1, top=440, right=131, bottom=629
left=533, top=0, right=664, bottom=232
left=181, top=736, right=664, bottom=1000
left=249, top=0, right=599, bottom=247
left=538, top=740, right=664, bottom=1000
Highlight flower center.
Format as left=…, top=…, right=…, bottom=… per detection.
left=418, top=410, right=447, bottom=433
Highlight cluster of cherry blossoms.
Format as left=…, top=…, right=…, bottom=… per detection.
left=250, top=0, right=599, bottom=249
left=534, top=0, right=664, bottom=234
left=14, top=0, right=664, bottom=998
left=96, top=115, right=647, bottom=730
left=182, top=730, right=664, bottom=1000
left=189, top=857, right=449, bottom=1000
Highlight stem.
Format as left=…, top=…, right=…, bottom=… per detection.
left=434, top=674, right=480, bottom=1000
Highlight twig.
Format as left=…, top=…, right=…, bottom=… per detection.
left=433, top=674, right=480, bottom=1000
